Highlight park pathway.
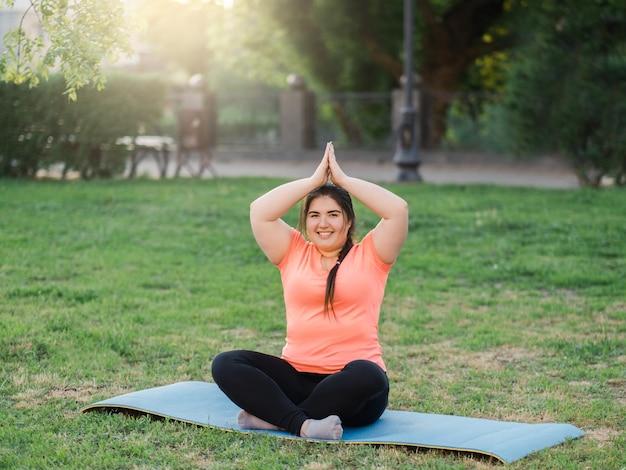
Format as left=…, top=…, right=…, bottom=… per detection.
left=129, top=153, right=579, bottom=189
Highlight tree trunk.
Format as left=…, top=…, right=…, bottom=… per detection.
left=415, top=0, right=508, bottom=148
left=419, top=70, right=464, bottom=148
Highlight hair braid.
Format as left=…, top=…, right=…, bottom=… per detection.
left=324, top=239, right=354, bottom=316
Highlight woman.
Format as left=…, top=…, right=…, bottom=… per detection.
left=211, top=142, right=408, bottom=440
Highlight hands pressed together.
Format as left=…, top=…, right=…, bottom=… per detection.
left=311, top=142, right=349, bottom=187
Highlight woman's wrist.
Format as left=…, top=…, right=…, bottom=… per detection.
left=331, top=174, right=354, bottom=190
left=308, top=174, right=329, bottom=189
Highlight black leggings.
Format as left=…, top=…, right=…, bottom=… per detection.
left=211, top=350, right=389, bottom=436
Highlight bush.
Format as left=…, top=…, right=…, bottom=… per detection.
left=0, top=73, right=170, bottom=179
left=504, top=1, right=626, bottom=187
left=443, top=95, right=513, bottom=155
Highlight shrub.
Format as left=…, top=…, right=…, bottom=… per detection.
left=503, top=1, right=626, bottom=187
left=0, top=73, right=169, bottom=179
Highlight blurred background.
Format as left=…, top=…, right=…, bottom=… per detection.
left=0, top=0, right=624, bottom=186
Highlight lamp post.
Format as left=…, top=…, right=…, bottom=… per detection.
left=393, top=0, right=422, bottom=182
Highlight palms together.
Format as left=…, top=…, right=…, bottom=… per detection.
left=313, top=142, right=348, bottom=187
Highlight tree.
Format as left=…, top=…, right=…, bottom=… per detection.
left=0, top=0, right=532, bottom=153
left=504, top=0, right=626, bottom=187
left=206, top=0, right=515, bottom=147
left=0, top=0, right=134, bottom=100
left=414, top=0, right=515, bottom=147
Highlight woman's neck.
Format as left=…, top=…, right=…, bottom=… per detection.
left=318, top=249, right=340, bottom=259
left=320, top=254, right=338, bottom=271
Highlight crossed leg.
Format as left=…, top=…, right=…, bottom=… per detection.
left=211, top=350, right=387, bottom=439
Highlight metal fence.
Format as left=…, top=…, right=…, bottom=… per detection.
left=214, top=92, right=280, bottom=148
left=421, top=89, right=504, bottom=152
left=212, top=89, right=503, bottom=152
left=213, top=91, right=393, bottom=150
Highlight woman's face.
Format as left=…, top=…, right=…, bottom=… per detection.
left=305, top=195, right=352, bottom=255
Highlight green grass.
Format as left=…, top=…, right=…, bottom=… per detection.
left=1, top=177, right=624, bottom=469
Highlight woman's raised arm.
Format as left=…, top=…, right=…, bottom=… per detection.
left=327, top=144, right=409, bottom=265
left=250, top=144, right=332, bottom=264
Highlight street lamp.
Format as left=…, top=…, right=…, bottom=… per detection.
left=393, top=0, right=422, bottom=182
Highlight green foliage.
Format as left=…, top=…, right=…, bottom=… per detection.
left=204, top=0, right=513, bottom=95
left=0, top=0, right=134, bottom=99
left=206, top=0, right=404, bottom=92
left=0, top=178, right=625, bottom=468
left=0, top=73, right=170, bottom=178
left=316, top=93, right=392, bottom=149
left=443, top=95, right=513, bottom=154
left=503, top=0, right=626, bottom=186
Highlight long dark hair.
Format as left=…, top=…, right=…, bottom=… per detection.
left=297, top=184, right=356, bottom=315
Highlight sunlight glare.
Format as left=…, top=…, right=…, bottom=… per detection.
left=171, top=0, right=233, bottom=5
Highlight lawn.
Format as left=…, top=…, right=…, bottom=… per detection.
left=0, top=177, right=624, bottom=469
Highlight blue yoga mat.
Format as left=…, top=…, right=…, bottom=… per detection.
left=80, top=381, right=583, bottom=464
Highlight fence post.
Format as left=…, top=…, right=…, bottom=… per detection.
left=176, top=75, right=217, bottom=177
left=280, top=74, right=316, bottom=155
left=391, top=80, right=421, bottom=141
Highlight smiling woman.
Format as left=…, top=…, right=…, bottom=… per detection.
left=211, top=141, right=409, bottom=440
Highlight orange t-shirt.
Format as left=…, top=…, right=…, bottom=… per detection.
left=277, top=228, right=392, bottom=374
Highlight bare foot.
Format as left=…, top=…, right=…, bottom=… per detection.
left=237, top=410, right=283, bottom=431
left=300, top=415, right=343, bottom=440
